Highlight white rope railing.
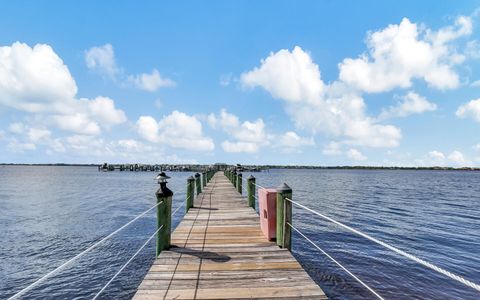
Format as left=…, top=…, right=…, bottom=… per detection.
left=285, top=198, right=480, bottom=293
left=93, top=198, right=187, bottom=298
left=92, top=224, right=164, bottom=299
left=288, top=222, right=384, bottom=299
left=7, top=200, right=165, bottom=300
left=253, top=182, right=266, bottom=190
left=241, top=185, right=248, bottom=193
left=172, top=201, right=186, bottom=217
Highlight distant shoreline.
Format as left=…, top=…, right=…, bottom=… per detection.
left=1, top=163, right=479, bottom=171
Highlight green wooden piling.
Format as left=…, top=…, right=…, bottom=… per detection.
left=232, top=171, right=237, bottom=187
left=155, top=173, right=173, bottom=256
left=202, top=172, right=207, bottom=188
left=276, top=183, right=292, bottom=250
left=237, top=173, right=242, bottom=194
left=186, top=176, right=195, bottom=212
left=247, top=175, right=256, bottom=209
left=195, top=173, right=201, bottom=195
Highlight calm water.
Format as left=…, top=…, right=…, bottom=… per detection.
left=1, top=167, right=479, bottom=299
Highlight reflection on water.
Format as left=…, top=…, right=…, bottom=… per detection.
left=1, top=167, right=479, bottom=299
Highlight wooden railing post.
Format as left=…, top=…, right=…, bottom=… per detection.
left=195, top=173, right=201, bottom=195
left=276, top=183, right=292, bottom=250
left=202, top=172, right=207, bottom=188
left=247, top=175, right=255, bottom=209
left=155, top=172, right=173, bottom=256
left=232, top=171, right=237, bottom=187
left=186, top=176, right=195, bottom=212
left=237, top=173, right=242, bottom=194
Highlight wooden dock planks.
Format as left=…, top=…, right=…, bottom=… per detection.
left=134, top=172, right=326, bottom=300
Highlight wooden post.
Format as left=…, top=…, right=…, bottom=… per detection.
left=276, top=183, right=292, bottom=250
left=237, top=173, right=242, bottom=194
left=232, top=171, right=237, bottom=187
left=247, top=175, right=256, bottom=209
left=202, top=172, right=207, bottom=188
left=186, top=176, right=195, bottom=212
left=155, top=172, right=173, bottom=256
left=195, top=173, right=201, bottom=195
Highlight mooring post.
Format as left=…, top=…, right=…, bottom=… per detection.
left=276, top=183, right=292, bottom=250
left=155, top=172, right=173, bottom=256
left=202, top=172, right=207, bottom=188
left=186, top=176, right=195, bottom=212
left=237, top=173, right=242, bottom=194
left=195, top=173, right=201, bottom=195
left=247, top=175, right=256, bottom=209
left=232, top=171, right=237, bottom=187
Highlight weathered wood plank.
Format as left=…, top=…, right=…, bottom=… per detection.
left=133, top=172, right=326, bottom=299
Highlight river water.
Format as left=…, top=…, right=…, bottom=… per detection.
left=1, top=166, right=479, bottom=299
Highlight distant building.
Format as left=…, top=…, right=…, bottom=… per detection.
left=214, top=163, right=228, bottom=171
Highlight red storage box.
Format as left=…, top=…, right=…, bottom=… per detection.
left=259, top=188, right=277, bottom=240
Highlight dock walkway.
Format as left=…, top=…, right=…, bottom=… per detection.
left=134, top=172, right=326, bottom=299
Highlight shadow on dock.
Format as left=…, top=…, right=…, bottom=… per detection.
left=169, top=246, right=231, bottom=263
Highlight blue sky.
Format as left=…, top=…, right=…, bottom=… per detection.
left=1, top=1, right=480, bottom=166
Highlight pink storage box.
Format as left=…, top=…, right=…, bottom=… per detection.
left=259, top=188, right=277, bottom=240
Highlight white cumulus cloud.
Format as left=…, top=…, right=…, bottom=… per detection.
left=347, top=148, right=367, bottom=161
left=85, top=44, right=119, bottom=78
left=276, top=131, right=315, bottom=153
left=0, top=42, right=127, bottom=136
left=0, top=42, right=77, bottom=113
left=221, top=141, right=259, bottom=153
left=448, top=150, right=466, bottom=164
left=85, top=44, right=175, bottom=92
left=339, top=16, right=470, bottom=93
left=428, top=150, right=445, bottom=161
left=241, top=46, right=324, bottom=104
left=379, top=91, right=437, bottom=119
left=323, top=141, right=342, bottom=156
left=208, top=109, right=270, bottom=153
left=136, top=111, right=214, bottom=151
left=240, top=46, right=402, bottom=148
left=128, top=69, right=176, bottom=92
left=456, top=98, right=480, bottom=122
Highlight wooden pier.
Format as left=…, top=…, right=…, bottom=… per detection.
left=134, top=172, right=326, bottom=299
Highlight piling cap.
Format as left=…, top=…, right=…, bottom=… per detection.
left=155, top=172, right=170, bottom=184
left=155, top=171, right=170, bottom=180
left=188, top=176, right=195, bottom=181
left=248, top=175, right=255, bottom=180
left=195, top=173, right=200, bottom=177
left=277, top=183, right=292, bottom=193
